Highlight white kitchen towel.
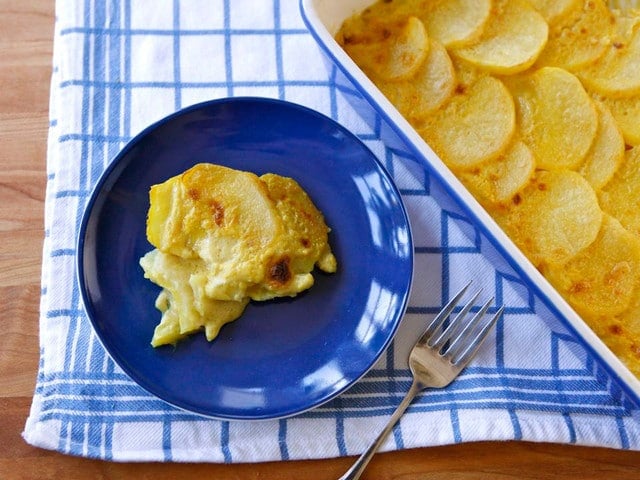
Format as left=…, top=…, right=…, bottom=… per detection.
left=23, top=0, right=640, bottom=462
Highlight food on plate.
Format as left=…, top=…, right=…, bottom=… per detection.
left=140, top=250, right=250, bottom=346
left=336, top=0, right=640, bottom=376
left=140, top=163, right=337, bottom=347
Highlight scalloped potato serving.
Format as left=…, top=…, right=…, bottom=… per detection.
left=140, top=163, right=337, bottom=347
left=336, top=0, right=640, bottom=376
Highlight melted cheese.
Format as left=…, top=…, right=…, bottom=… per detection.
left=140, top=163, right=337, bottom=346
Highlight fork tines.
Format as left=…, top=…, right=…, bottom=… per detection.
left=426, top=282, right=504, bottom=365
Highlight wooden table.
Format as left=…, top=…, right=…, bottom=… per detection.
left=1, top=1, right=639, bottom=478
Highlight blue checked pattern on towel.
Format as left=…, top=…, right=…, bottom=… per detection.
left=23, top=0, right=640, bottom=462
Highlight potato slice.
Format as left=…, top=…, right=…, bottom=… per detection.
left=347, top=0, right=490, bottom=48
left=342, top=16, right=429, bottom=81
left=147, top=163, right=335, bottom=303
left=258, top=173, right=337, bottom=275
left=507, top=67, right=598, bottom=170
left=576, top=254, right=640, bottom=377
left=337, top=4, right=410, bottom=43
left=599, top=147, right=640, bottom=236
left=610, top=291, right=640, bottom=375
left=497, top=170, right=602, bottom=267
left=419, top=75, right=515, bottom=170
left=417, top=0, right=491, bottom=48
left=535, top=0, right=615, bottom=71
left=450, top=56, right=484, bottom=87
left=577, top=19, right=640, bottom=97
left=543, top=215, right=640, bottom=317
left=452, top=0, right=548, bottom=74
left=147, top=163, right=280, bottom=265
left=526, top=0, right=581, bottom=24
left=139, top=250, right=250, bottom=346
left=587, top=306, right=640, bottom=378
left=148, top=291, right=184, bottom=347
left=377, top=40, right=456, bottom=123
left=596, top=93, right=640, bottom=146
left=142, top=163, right=338, bottom=346
left=579, top=101, right=625, bottom=190
left=458, top=140, right=535, bottom=207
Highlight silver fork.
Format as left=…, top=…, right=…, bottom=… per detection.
left=338, top=282, right=504, bottom=480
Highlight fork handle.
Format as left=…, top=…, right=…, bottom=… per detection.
left=338, top=380, right=423, bottom=480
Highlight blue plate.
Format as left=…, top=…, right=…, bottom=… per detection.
left=77, top=97, right=413, bottom=420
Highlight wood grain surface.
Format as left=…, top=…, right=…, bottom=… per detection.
left=1, top=1, right=638, bottom=478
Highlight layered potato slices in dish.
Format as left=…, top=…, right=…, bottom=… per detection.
left=336, top=0, right=640, bottom=376
left=140, top=163, right=337, bottom=347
